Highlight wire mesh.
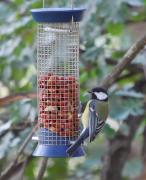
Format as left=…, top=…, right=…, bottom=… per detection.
left=37, top=22, right=80, bottom=145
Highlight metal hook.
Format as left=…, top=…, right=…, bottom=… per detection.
left=71, top=0, right=74, bottom=9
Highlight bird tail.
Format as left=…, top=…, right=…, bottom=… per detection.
left=66, top=128, right=89, bottom=156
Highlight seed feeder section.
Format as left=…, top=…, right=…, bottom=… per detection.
left=31, top=7, right=85, bottom=157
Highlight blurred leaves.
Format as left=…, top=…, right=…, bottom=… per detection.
left=115, top=89, right=144, bottom=98
left=104, top=124, right=117, bottom=138
left=24, top=158, right=36, bottom=180
left=1, top=160, right=28, bottom=180
left=110, top=92, right=144, bottom=121
left=0, top=132, right=14, bottom=159
left=123, top=158, right=143, bottom=178
left=0, top=121, right=12, bottom=136
left=45, top=159, right=68, bottom=180
left=107, top=22, right=124, bottom=36
left=0, top=0, right=146, bottom=179
left=0, top=16, right=31, bottom=36
left=0, top=37, right=21, bottom=58
left=124, top=0, right=144, bottom=6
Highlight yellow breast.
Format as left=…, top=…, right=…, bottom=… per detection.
left=81, top=100, right=92, bottom=128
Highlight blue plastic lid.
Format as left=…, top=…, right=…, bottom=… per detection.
left=31, top=8, right=85, bottom=23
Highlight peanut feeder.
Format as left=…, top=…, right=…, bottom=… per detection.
left=31, top=7, right=85, bottom=157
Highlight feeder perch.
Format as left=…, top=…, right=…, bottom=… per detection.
left=31, top=7, right=85, bottom=157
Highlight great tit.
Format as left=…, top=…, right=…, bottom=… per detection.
left=66, top=87, right=109, bottom=156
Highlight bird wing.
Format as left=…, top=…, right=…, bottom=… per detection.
left=95, top=119, right=105, bottom=135
left=88, top=100, right=98, bottom=142
left=92, top=101, right=108, bottom=138
left=88, top=101, right=106, bottom=142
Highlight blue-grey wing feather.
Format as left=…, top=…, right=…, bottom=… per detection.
left=89, top=101, right=106, bottom=142
left=89, top=101, right=98, bottom=142
left=95, top=120, right=105, bottom=134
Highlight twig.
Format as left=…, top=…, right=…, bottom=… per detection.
left=32, top=36, right=146, bottom=180
left=133, top=125, right=146, bottom=180
left=0, top=157, right=30, bottom=180
left=0, top=92, right=37, bottom=107
left=135, top=65, right=146, bottom=180
left=16, top=125, right=37, bottom=160
left=116, top=71, right=141, bottom=82
left=101, top=115, right=144, bottom=180
left=141, top=125, right=146, bottom=178
left=0, top=27, right=146, bottom=180
left=100, top=35, right=146, bottom=180
left=100, top=35, right=146, bottom=89
left=1, top=36, right=146, bottom=107
left=0, top=0, right=11, bottom=3
left=36, top=158, right=48, bottom=180
left=0, top=125, right=38, bottom=178
left=0, top=122, right=32, bottom=139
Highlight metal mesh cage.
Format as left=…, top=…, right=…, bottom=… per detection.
left=37, top=22, right=80, bottom=146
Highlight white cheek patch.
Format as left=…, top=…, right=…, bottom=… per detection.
left=94, top=92, right=107, bottom=100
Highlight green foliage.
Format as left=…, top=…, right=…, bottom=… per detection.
left=45, top=159, right=68, bottom=180
left=107, top=22, right=124, bottom=36
left=110, top=92, right=144, bottom=121
left=104, top=124, right=116, bottom=138
left=0, top=0, right=146, bottom=179
left=123, top=158, right=143, bottom=178
left=25, top=158, right=37, bottom=179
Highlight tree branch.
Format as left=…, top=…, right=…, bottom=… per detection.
left=0, top=157, right=31, bottom=180
left=36, top=158, right=48, bottom=180
left=0, top=125, right=37, bottom=178
left=133, top=125, right=146, bottom=180
left=0, top=92, right=37, bottom=107
left=0, top=28, right=146, bottom=180
left=141, top=125, right=146, bottom=179
left=116, top=71, right=142, bottom=82
left=134, top=65, right=146, bottom=180
left=1, top=36, right=146, bottom=107
left=100, top=35, right=146, bottom=180
left=100, top=35, right=146, bottom=89
left=0, top=122, right=32, bottom=139
left=101, top=115, right=144, bottom=180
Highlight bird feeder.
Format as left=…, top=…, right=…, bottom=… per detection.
left=31, top=7, right=85, bottom=157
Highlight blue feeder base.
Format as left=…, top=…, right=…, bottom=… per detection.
left=33, top=144, right=85, bottom=158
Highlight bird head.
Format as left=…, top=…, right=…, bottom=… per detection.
left=88, top=87, right=108, bottom=101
